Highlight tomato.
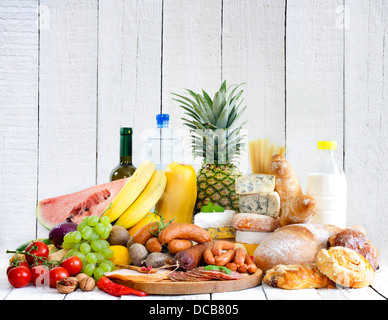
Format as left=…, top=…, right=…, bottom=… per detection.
left=61, top=256, right=82, bottom=276
left=49, top=267, right=69, bottom=288
left=7, top=266, right=32, bottom=288
left=7, top=261, right=30, bottom=275
left=25, top=241, right=49, bottom=265
left=31, top=265, right=50, bottom=287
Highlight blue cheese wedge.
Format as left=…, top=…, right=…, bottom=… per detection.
left=239, top=192, right=280, bottom=217
left=236, top=174, right=275, bottom=195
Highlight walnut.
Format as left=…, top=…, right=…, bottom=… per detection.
left=56, top=277, right=79, bottom=294
left=75, top=273, right=89, bottom=283
left=79, top=276, right=95, bottom=292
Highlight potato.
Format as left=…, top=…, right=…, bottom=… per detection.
left=143, top=252, right=172, bottom=268
left=107, top=225, right=130, bottom=246
left=128, top=243, right=149, bottom=266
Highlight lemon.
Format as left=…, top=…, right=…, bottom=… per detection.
left=108, top=245, right=131, bottom=267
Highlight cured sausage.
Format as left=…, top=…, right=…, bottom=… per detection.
left=172, top=243, right=212, bottom=271
left=203, top=245, right=216, bottom=265
left=145, top=237, right=162, bottom=253
left=211, top=240, right=235, bottom=256
left=167, top=239, right=193, bottom=255
left=215, top=249, right=236, bottom=267
left=158, top=223, right=212, bottom=245
left=234, top=247, right=246, bottom=266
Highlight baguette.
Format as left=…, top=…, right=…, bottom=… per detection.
left=268, top=154, right=302, bottom=216
left=253, top=223, right=342, bottom=273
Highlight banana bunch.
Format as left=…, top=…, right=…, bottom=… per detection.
left=102, top=161, right=167, bottom=229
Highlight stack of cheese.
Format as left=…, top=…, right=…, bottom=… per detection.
left=194, top=209, right=236, bottom=240
left=233, top=174, right=281, bottom=254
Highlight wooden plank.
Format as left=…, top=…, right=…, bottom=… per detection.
left=0, top=0, right=39, bottom=249
left=317, top=286, right=385, bottom=300
left=122, top=293, right=211, bottom=301
left=222, top=0, right=286, bottom=174
left=344, top=0, right=388, bottom=264
left=161, top=0, right=222, bottom=170
left=372, top=267, right=388, bottom=299
left=4, top=285, right=65, bottom=300
left=286, top=0, right=345, bottom=192
left=37, top=0, right=98, bottom=236
left=212, top=285, right=267, bottom=300
left=64, top=287, right=119, bottom=300
left=97, top=0, right=162, bottom=182
left=262, top=283, right=322, bottom=300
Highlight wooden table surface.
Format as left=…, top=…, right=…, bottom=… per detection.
left=1, top=265, right=387, bottom=301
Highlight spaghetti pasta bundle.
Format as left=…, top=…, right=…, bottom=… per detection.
left=249, top=138, right=286, bottom=174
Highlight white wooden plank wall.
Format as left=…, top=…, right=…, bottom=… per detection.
left=0, top=0, right=387, bottom=265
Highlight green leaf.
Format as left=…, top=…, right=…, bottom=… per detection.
left=212, top=91, right=224, bottom=120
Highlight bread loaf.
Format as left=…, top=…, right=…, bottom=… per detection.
left=253, top=224, right=342, bottom=273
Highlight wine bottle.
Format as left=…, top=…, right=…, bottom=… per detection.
left=110, top=127, right=137, bottom=181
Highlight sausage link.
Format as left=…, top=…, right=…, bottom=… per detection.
left=203, top=245, right=216, bottom=265
left=173, top=243, right=212, bottom=271
left=215, top=249, right=236, bottom=267
left=158, top=223, right=212, bottom=245
left=245, top=254, right=258, bottom=274
left=211, top=240, right=235, bottom=256
left=237, top=263, right=248, bottom=273
left=234, top=247, right=246, bottom=266
left=225, top=263, right=238, bottom=271
left=145, top=237, right=162, bottom=253
left=167, top=239, right=193, bottom=255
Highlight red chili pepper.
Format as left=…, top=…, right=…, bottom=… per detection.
left=97, top=276, right=149, bottom=297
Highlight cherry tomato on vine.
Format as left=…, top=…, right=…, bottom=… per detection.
left=49, top=267, right=69, bottom=288
left=61, top=256, right=82, bottom=276
left=7, top=266, right=32, bottom=288
left=7, top=261, right=30, bottom=275
left=31, top=265, right=50, bottom=286
left=25, top=241, right=49, bottom=265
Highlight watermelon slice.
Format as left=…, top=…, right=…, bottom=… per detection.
left=36, top=178, right=129, bottom=230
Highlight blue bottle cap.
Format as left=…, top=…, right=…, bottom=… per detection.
left=156, top=114, right=170, bottom=128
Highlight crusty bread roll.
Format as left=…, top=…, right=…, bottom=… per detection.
left=253, top=223, right=342, bottom=273
left=328, top=228, right=379, bottom=271
left=263, top=264, right=335, bottom=290
left=315, top=246, right=375, bottom=289
left=280, top=194, right=317, bottom=226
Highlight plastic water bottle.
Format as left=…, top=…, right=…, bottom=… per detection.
left=145, top=114, right=182, bottom=171
left=306, top=141, right=347, bottom=228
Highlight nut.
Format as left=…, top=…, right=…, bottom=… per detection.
left=75, top=273, right=89, bottom=283
left=56, top=277, right=79, bottom=294
left=79, top=276, right=95, bottom=292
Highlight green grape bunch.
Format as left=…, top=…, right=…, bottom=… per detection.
left=61, top=215, right=115, bottom=281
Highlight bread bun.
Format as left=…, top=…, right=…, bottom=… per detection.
left=263, top=264, right=335, bottom=290
left=315, top=246, right=375, bottom=288
left=328, top=228, right=379, bottom=270
left=253, top=223, right=342, bottom=273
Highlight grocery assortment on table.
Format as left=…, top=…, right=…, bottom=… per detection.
left=6, top=81, right=380, bottom=296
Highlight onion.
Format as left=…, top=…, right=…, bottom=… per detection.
left=49, top=217, right=78, bottom=249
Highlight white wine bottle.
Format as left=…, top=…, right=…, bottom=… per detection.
left=110, top=127, right=137, bottom=181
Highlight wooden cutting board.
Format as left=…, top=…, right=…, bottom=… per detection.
left=111, top=269, right=263, bottom=295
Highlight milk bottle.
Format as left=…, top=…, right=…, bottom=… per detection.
left=306, top=141, right=347, bottom=228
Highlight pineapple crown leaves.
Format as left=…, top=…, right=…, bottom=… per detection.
left=172, top=81, right=248, bottom=164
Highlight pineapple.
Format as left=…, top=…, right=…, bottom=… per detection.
left=172, top=81, right=247, bottom=212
